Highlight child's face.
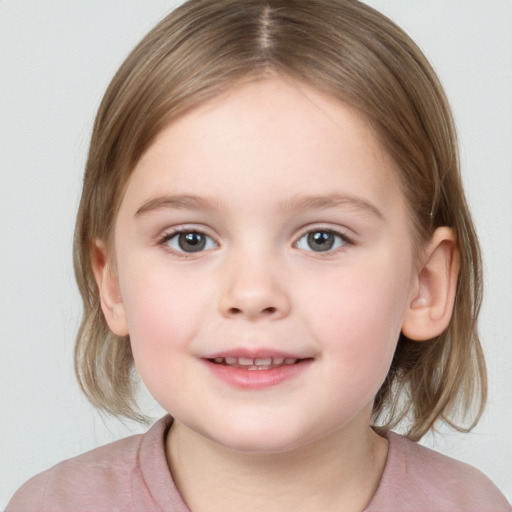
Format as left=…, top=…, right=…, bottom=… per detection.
left=108, top=78, right=419, bottom=452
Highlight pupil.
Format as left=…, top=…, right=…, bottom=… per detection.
left=178, top=232, right=206, bottom=252
left=308, top=231, right=334, bottom=251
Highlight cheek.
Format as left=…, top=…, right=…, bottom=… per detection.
left=117, top=261, right=210, bottom=379
left=300, top=258, right=412, bottom=386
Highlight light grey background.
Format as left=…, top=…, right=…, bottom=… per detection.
left=1, top=0, right=511, bottom=507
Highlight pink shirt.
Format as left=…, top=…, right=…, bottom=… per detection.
left=7, top=416, right=510, bottom=512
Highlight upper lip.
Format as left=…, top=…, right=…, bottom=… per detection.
left=202, top=348, right=311, bottom=360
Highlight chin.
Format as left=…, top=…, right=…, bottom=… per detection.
left=218, top=436, right=303, bottom=455
left=201, top=421, right=317, bottom=455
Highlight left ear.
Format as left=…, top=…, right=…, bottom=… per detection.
left=401, top=227, right=460, bottom=341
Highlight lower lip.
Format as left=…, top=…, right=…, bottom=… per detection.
left=203, top=360, right=312, bottom=390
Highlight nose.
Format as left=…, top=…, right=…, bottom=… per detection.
left=218, top=253, right=291, bottom=321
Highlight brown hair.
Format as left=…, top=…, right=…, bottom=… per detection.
left=74, top=0, right=485, bottom=440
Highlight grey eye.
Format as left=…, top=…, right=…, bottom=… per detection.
left=296, top=230, right=346, bottom=252
left=166, top=231, right=216, bottom=253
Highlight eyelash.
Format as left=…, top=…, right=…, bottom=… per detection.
left=158, top=228, right=218, bottom=258
left=294, top=227, right=353, bottom=256
left=157, top=226, right=353, bottom=257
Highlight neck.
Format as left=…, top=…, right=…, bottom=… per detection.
left=165, top=416, right=388, bottom=512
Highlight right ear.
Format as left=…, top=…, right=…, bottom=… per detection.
left=91, top=240, right=129, bottom=336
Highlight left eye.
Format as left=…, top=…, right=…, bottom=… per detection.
left=164, top=231, right=217, bottom=253
left=295, top=230, right=347, bottom=252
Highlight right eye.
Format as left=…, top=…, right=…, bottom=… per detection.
left=162, top=231, right=217, bottom=253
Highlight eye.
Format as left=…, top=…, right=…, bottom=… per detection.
left=163, top=230, right=217, bottom=253
left=295, top=230, right=348, bottom=252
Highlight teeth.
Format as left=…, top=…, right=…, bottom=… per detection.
left=255, top=358, right=272, bottom=365
left=211, top=356, right=299, bottom=368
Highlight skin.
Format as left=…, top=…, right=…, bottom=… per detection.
left=94, top=77, right=459, bottom=512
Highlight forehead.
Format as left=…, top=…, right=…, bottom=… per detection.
left=120, top=77, right=404, bottom=219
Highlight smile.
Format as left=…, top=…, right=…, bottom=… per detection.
left=209, top=356, right=300, bottom=370
left=203, top=354, right=312, bottom=389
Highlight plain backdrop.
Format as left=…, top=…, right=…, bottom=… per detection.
left=1, top=0, right=511, bottom=507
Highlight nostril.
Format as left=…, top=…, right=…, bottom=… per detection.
left=226, top=306, right=277, bottom=317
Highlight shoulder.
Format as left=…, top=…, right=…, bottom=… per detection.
left=6, top=416, right=175, bottom=512
left=367, top=431, right=511, bottom=512
left=6, top=433, right=143, bottom=512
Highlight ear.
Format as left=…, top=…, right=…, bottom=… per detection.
left=401, top=227, right=460, bottom=341
left=91, top=240, right=129, bottom=337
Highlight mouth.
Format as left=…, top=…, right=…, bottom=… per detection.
left=207, top=356, right=306, bottom=371
left=203, top=350, right=314, bottom=388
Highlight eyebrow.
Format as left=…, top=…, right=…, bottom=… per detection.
left=134, top=192, right=384, bottom=220
left=280, top=193, right=384, bottom=220
left=135, top=194, right=222, bottom=217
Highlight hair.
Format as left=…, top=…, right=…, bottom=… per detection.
left=73, top=0, right=485, bottom=440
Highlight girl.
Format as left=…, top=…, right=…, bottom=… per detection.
left=6, top=0, right=510, bottom=510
